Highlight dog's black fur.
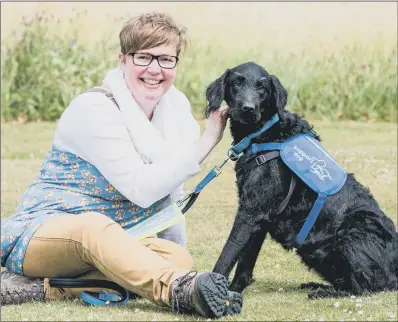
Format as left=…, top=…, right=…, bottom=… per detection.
left=205, top=62, right=398, bottom=299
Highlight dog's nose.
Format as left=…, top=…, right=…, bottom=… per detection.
left=242, top=105, right=255, bottom=112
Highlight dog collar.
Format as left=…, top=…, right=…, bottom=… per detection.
left=228, top=113, right=279, bottom=160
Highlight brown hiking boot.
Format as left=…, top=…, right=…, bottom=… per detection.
left=170, top=270, right=243, bottom=318
left=1, top=270, right=46, bottom=305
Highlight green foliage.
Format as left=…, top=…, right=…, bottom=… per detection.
left=287, top=46, right=398, bottom=122
left=1, top=12, right=397, bottom=122
left=1, top=13, right=116, bottom=122
left=176, top=41, right=397, bottom=122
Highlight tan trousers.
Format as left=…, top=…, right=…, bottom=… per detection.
left=23, top=212, right=193, bottom=306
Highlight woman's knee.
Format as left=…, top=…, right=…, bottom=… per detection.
left=170, top=243, right=193, bottom=270
left=143, top=237, right=193, bottom=270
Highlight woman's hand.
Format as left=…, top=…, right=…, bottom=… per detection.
left=203, top=105, right=230, bottom=145
left=191, top=105, right=230, bottom=164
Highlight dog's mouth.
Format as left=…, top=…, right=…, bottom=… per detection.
left=229, top=109, right=261, bottom=124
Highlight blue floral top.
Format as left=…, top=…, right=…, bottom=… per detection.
left=1, top=145, right=164, bottom=274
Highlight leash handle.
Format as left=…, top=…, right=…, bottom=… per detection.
left=49, top=278, right=129, bottom=306
left=177, top=156, right=231, bottom=214
left=180, top=193, right=199, bottom=214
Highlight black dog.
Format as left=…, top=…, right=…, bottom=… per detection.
left=206, top=62, right=398, bottom=299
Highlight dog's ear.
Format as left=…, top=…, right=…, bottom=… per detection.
left=205, top=69, right=231, bottom=118
left=269, top=75, right=288, bottom=119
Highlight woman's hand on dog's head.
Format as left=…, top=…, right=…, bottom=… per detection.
left=204, top=104, right=230, bottom=145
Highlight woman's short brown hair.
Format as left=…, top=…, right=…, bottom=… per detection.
left=119, top=12, right=188, bottom=56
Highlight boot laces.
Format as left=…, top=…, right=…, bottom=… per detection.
left=171, top=270, right=198, bottom=313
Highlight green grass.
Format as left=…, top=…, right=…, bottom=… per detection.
left=1, top=120, right=397, bottom=321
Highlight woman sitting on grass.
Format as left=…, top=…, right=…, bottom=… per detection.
left=0, top=12, right=242, bottom=318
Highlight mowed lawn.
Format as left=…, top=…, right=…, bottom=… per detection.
left=1, top=120, right=397, bottom=321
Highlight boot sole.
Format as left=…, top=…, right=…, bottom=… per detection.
left=225, top=291, right=243, bottom=316
left=1, top=287, right=46, bottom=305
left=194, top=273, right=242, bottom=318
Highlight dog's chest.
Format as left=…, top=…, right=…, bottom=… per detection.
left=235, top=158, right=287, bottom=206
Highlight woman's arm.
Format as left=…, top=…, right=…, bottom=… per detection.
left=53, top=93, right=228, bottom=208
left=192, top=105, right=229, bottom=163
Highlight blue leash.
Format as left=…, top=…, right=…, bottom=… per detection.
left=48, top=278, right=129, bottom=306
left=178, top=113, right=280, bottom=213
left=177, top=157, right=230, bottom=213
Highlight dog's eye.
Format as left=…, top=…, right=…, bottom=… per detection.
left=257, top=85, right=266, bottom=93
left=233, top=80, right=242, bottom=87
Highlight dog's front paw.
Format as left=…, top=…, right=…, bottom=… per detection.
left=229, top=276, right=254, bottom=293
left=229, top=282, right=245, bottom=293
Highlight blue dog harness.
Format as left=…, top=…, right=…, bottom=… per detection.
left=179, top=112, right=347, bottom=247
left=245, top=129, right=347, bottom=246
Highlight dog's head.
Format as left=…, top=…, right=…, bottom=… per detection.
left=205, top=62, right=287, bottom=125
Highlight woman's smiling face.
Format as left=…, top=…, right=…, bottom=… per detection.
left=120, top=44, right=178, bottom=103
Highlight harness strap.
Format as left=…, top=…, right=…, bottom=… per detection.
left=276, top=175, right=297, bottom=214
left=296, top=192, right=327, bottom=245
left=84, top=87, right=119, bottom=109
left=237, top=151, right=280, bottom=175
left=236, top=150, right=297, bottom=215
left=249, top=142, right=284, bottom=154
left=228, top=114, right=280, bottom=160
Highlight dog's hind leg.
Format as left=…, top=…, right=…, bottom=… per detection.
left=300, top=279, right=353, bottom=299
left=229, top=226, right=267, bottom=293
left=300, top=282, right=333, bottom=290
left=307, top=287, right=352, bottom=300
left=213, top=210, right=256, bottom=279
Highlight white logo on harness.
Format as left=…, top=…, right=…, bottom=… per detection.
left=293, top=146, right=332, bottom=181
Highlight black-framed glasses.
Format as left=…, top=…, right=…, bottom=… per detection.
left=129, top=53, right=179, bottom=69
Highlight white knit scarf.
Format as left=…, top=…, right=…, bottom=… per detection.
left=102, top=67, right=200, bottom=164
